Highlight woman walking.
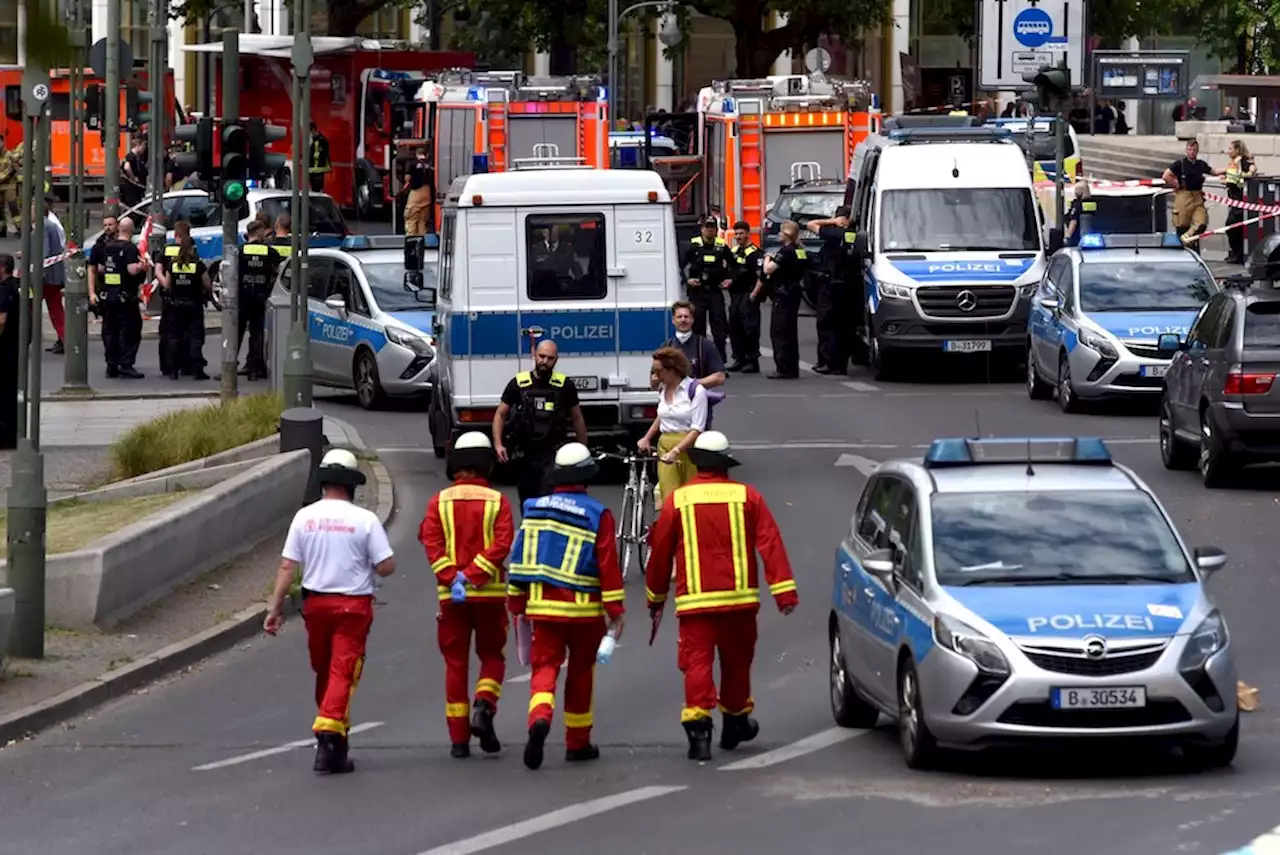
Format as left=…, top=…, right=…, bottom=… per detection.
left=638, top=346, right=708, bottom=505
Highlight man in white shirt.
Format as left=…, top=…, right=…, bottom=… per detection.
left=264, top=449, right=396, bottom=774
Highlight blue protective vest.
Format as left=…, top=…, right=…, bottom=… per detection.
left=510, top=492, right=605, bottom=592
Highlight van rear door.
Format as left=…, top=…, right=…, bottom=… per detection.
left=613, top=202, right=674, bottom=393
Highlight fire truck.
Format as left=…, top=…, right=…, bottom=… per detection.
left=191, top=36, right=473, bottom=217
left=1, top=66, right=178, bottom=189
left=413, top=71, right=610, bottom=228
left=691, top=74, right=878, bottom=238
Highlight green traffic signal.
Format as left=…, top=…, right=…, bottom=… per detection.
left=220, top=179, right=247, bottom=203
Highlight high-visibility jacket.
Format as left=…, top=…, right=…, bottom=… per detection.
left=419, top=477, right=514, bottom=602
left=508, top=487, right=625, bottom=622
left=645, top=472, right=798, bottom=616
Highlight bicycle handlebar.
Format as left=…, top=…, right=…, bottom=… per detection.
left=596, top=450, right=657, bottom=463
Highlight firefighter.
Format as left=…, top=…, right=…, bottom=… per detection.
left=681, top=217, right=733, bottom=363
left=508, top=442, right=626, bottom=770
left=644, top=430, right=798, bottom=762
left=308, top=122, right=331, bottom=194
left=0, top=137, right=18, bottom=238
left=419, top=431, right=515, bottom=759
left=726, top=221, right=762, bottom=374
left=87, top=214, right=147, bottom=379
left=237, top=219, right=279, bottom=380
left=153, top=222, right=211, bottom=381
left=752, top=221, right=808, bottom=380
left=1161, top=140, right=1224, bottom=246
left=264, top=449, right=396, bottom=775
left=403, top=145, right=434, bottom=237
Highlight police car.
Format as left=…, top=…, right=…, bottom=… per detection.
left=1027, top=233, right=1219, bottom=411
left=828, top=437, right=1238, bottom=769
left=275, top=234, right=438, bottom=410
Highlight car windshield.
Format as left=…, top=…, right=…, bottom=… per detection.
left=362, top=261, right=438, bottom=312
left=1078, top=261, right=1215, bottom=312
left=257, top=196, right=348, bottom=235
left=931, top=491, right=1195, bottom=586
left=880, top=188, right=1040, bottom=252
left=1244, top=302, right=1280, bottom=347
left=773, top=191, right=842, bottom=223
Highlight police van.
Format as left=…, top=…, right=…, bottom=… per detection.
left=426, top=166, right=680, bottom=457
left=847, top=125, right=1047, bottom=380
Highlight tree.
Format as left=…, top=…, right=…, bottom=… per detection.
left=171, top=0, right=417, bottom=37
left=450, top=0, right=608, bottom=73
left=1172, top=0, right=1280, bottom=73
left=22, top=0, right=77, bottom=70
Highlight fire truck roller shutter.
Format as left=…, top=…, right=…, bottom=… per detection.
left=508, top=115, right=578, bottom=164
left=438, top=109, right=477, bottom=187
left=705, top=121, right=725, bottom=218
left=763, top=129, right=844, bottom=206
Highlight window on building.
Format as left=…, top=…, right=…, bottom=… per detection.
left=356, top=7, right=408, bottom=39
left=0, top=0, right=18, bottom=64
left=525, top=214, right=608, bottom=301
left=122, top=0, right=152, bottom=58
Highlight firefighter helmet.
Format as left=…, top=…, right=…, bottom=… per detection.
left=551, top=441, right=599, bottom=485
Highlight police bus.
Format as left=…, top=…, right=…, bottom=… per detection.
left=426, top=164, right=681, bottom=457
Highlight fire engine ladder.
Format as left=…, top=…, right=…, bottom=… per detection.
left=736, top=96, right=766, bottom=236
left=791, top=162, right=821, bottom=183
left=484, top=88, right=509, bottom=172
left=512, top=143, right=588, bottom=170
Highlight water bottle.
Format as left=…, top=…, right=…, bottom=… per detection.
left=451, top=575, right=468, bottom=603
left=596, top=628, right=619, bottom=664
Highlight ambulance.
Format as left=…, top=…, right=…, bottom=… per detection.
left=425, top=164, right=678, bottom=457
left=695, top=74, right=878, bottom=238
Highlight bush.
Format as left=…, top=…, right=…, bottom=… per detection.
left=110, top=393, right=285, bottom=479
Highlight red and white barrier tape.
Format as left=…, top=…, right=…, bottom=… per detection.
left=1187, top=208, right=1280, bottom=241
left=14, top=243, right=83, bottom=270
left=1202, top=191, right=1280, bottom=214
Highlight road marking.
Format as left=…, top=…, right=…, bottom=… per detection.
left=507, top=672, right=532, bottom=683
left=718, top=727, right=870, bottom=771
left=749, top=393, right=806, bottom=398
left=191, top=722, right=385, bottom=771
left=415, top=785, right=687, bottom=855
left=842, top=381, right=881, bottom=392
left=834, top=454, right=879, bottom=476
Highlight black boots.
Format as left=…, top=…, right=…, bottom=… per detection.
left=471, top=699, right=501, bottom=754
left=523, top=719, right=551, bottom=770
left=565, top=744, right=600, bottom=762
left=451, top=742, right=471, bottom=758
left=313, top=732, right=355, bottom=774
left=683, top=719, right=714, bottom=761
left=720, top=713, right=759, bottom=750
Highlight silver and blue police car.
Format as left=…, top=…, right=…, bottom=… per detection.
left=274, top=234, right=438, bottom=410
left=1026, top=232, right=1219, bottom=411
left=828, top=437, right=1238, bottom=769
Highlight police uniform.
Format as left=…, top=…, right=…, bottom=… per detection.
left=162, top=249, right=209, bottom=379
left=814, top=225, right=863, bottom=372
left=681, top=230, right=733, bottom=361
left=239, top=239, right=281, bottom=378
left=1064, top=198, right=1096, bottom=248
left=763, top=243, right=808, bottom=378
left=499, top=369, right=581, bottom=502
left=1225, top=154, right=1254, bottom=263
left=89, top=236, right=145, bottom=378
left=267, top=234, right=293, bottom=259
left=727, top=241, right=762, bottom=371
left=156, top=245, right=179, bottom=376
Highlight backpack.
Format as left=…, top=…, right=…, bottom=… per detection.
left=666, top=335, right=725, bottom=427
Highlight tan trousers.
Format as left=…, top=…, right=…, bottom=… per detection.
left=1174, top=190, right=1208, bottom=237
left=404, top=187, right=432, bottom=236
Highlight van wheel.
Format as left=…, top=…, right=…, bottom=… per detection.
left=868, top=318, right=894, bottom=381
left=355, top=350, right=387, bottom=410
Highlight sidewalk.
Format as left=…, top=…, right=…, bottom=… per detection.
left=42, top=309, right=221, bottom=343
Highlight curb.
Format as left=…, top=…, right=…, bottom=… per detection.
left=43, top=390, right=220, bottom=402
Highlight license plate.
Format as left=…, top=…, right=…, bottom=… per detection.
left=570, top=376, right=599, bottom=392
left=943, top=340, right=993, bottom=353
left=1051, top=687, right=1147, bottom=709
left=1141, top=365, right=1169, bottom=378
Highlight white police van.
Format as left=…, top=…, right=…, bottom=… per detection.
left=847, top=125, right=1047, bottom=380
left=425, top=166, right=680, bottom=457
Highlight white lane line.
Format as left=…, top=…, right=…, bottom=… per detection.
left=835, top=454, right=879, bottom=476
left=191, top=722, right=385, bottom=771
left=718, top=727, right=870, bottom=771
left=415, top=785, right=687, bottom=855
left=507, top=672, right=532, bottom=683
left=842, top=381, right=881, bottom=392
left=749, top=393, right=806, bottom=398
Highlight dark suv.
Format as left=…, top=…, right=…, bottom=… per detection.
left=762, top=177, right=845, bottom=307
left=1159, top=278, right=1280, bottom=485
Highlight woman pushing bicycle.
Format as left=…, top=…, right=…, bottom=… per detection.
left=637, top=346, right=708, bottom=505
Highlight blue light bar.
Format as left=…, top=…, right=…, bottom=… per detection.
left=1080, top=233, right=1184, bottom=251
left=424, top=234, right=439, bottom=250
left=1079, top=233, right=1105, bottom=249
left=341, top=235, right=372, bottom=250
left=473, top=153, right=489, bottom=174
left=923, top=437, right=1113, bottom=469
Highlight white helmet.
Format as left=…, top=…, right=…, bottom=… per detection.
left=454, top=431, right=493, bottom=451
left=447, top=431, right=496, bottom=477
left=318, top=448, right=367, bottom=486
left=551, top=441, right=598, bottom=484
left=689, top=430, right=739, bottom=469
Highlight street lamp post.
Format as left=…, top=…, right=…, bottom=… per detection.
left=607, top=0, right=682, bottom=127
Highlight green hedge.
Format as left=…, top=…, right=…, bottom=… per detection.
left=110, top=393, right=285, bottom=479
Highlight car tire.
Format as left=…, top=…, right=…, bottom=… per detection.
left=897, top=658, right=938, bottom=770
left=208, top=263, right=223, bottom=312
left=1026, top=343, right=1053, bottom=400
left=1057, top=352, right=1081, bottom=413
left=1183, top=715, right=1238, bottom=770
left=355, top=349, right=387, bottom=411
left=1199, top=409, right=1236, bottom=488
left=830, top=625, right=880, bottom=729
left=868, top=317, right=895, bottom=382
left=1159, top=397, right=1196, bottom=470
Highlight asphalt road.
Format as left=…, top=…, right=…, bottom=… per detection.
left=3, top=307, right=1280, bottom=855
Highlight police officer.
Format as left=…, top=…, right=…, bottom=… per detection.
left=1064, top=181, right=1095, bottom=248
left=726, top=220, right=761, bottom=374
left=806, top=206, right=867, bottom=370
left=1224, top=139, right=1257, bottom=265
left=268, top=214, right=293, bottom=259
left=88, top=214, right=147, bottom=379
left=154, top=224, right=211, bottom=380
left=752, top=221, right=807, bottom=380
left=492, top=340, right=588, bottom=502
left=681, top=217, right=733, bottom=363
left=238, top=219, right=280, bottom=379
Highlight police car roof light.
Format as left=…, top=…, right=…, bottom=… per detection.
left=923, top=437, right=1113, bottom=469
left=1078, top=233, right=1106, bottom=249
left=888, top=126, right=1011, bottom=143
left=1082, top=233, right=1182, bottom=251
left=340, top=235, right=373, bottom=250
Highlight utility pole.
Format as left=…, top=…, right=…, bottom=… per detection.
left=220, top=27, right=240, bottom=401
left=283, top=0, right=314, bottom=408
left=1054, top=108, right=1066, bottom=231
left=147, top=0, right=168, bottom=272
left=104, top=0, right=121, bottom=216
left=9, top=61, right=53, bottom=659
left=62, top=0, right=90, bottom=393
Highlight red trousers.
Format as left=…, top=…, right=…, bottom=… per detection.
left=438, top=600, right=509, bottom=744
left=528, top=618, right=606, bottom=750
left=678, top=610, right=758, bottom=723
left=43, top=285, right=65, bottom=343
left=303, top=593, right=374, bottom=735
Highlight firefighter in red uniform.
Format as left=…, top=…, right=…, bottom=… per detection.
left=645, top=430, right=798, bottom=761
left=508, top=442, right=626, bottom=770
left=419, top=431, right=515, bottom=758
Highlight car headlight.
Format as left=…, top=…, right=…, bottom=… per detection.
left=877, top=280, right=912, bottom=300
left=934, top=614, right=1011, bottom=675
left=1178, top=610, right=1227, bottom=673
left=1078, top=328, right=1118, bottom=359
left=385, top=326, right=434, bottom=357
left=1019, top=282, right=1038, bottom=297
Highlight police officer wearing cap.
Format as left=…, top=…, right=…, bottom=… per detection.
left=419, top=432, right=515, bottom=758
left=727, top=220, right=762, bottom=373
left=806, top=206, right=866, bottom=372
left=681, top=217, right=734, bottom=363
left=88, top=213, right=148, bottom=379
left=265, top=449, right=396, bottom=775
left=752, top=220, right=808, bottom=379
left=237, top=219, right=282, bottom=379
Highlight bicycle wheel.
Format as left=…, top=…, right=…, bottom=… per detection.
left=637, top=464, right=656, bottom=573
left=617, top=484, right=636, bottom=582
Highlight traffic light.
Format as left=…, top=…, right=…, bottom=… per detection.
left=220, top=121, right=250, bottom=205
left=246, top=118, right=288, bottom=180
left=126, top=83, right=153, bottom=131
left=1021, top=65, right=1072, bottom=112
left=172, top=117, right=215, bottom=183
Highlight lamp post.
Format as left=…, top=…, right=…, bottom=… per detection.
left=607, top=0, right=682, bottom=127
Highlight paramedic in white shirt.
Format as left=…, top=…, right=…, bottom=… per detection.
left=264, top=449, right=396, bottom=775
left=637, top=345, right=707, bottom=503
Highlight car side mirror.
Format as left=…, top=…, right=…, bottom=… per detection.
left=1047, top=227, right=1064, bottom=253
left=1157, top=332, right=1185, bottom=353
left=415, top=286, right=437, bottom=308
left=862, top=547, right=896, bottom=582
left=1194, top=546, right=1227, bottom=573
left=324, top=295, right=346, bottom=313
left=1038, top=297, right=1061, bottom=312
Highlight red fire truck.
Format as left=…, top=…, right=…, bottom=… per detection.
left=192, top=36, right=472, bottom=216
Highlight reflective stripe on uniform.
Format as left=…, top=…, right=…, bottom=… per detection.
left=105, top=274, right=122, bottom=284
left=476, top=677, right=502, bottom=699
left=435, top=483, right=507, bottom=600
left=530, top=691, right=556, bottom=712
left=446, top=702, right=469, bottom=717
left=244, top=244, right=270, bottom=255
left=524, top=582, right=605, bottom=618
left=563, top=710, right=593, bottom=728
left=673, top=482, right=749, bottom=606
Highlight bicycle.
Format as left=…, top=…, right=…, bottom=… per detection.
left=597, top=450, right=657, bottom=582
